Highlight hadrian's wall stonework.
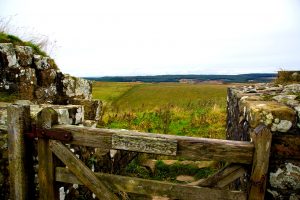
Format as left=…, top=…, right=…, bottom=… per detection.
left=0, top=43, right=93, bottom=103
left=0, top=43, right=102, bottom=199
left=227, top=83, right=300, bottom=199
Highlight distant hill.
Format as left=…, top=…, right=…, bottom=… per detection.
left=84, top=73, right=277, bottom=83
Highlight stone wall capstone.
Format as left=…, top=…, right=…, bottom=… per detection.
left=227, top=83, right=300, bottom=199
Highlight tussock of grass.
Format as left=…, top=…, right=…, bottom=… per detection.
left=275, top=70, right=300, bottom=84
left=0, top=32, right=47, bottom=56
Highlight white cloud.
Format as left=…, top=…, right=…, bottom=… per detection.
left=1, top=0, right=300, bottom=76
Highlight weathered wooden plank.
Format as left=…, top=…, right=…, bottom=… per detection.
left=50, top=140, right=118, bottom=200
left=197, top=164, right=246, bottom=188
left=55, top=167, right=247, bottom=200
left=50, top=125, right=254, bottom=164
left=37, top=107, right=59, bottom=200
left=248, top=125, right=272, bottom=200
left=112, top=133, right=177, bottom=156
left=7, top=104, right=31, bottom=200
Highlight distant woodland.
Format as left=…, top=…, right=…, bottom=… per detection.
left=85, top=73, right=276, bottom=83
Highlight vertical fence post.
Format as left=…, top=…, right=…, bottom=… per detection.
left=37, top=107, right=59, bottom=200
left=249, top=125, right=272, bottom=200
left=7, top=104, right=31, bottom=200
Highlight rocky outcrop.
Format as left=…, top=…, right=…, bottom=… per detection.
left=0, top=43, right=92, bottom=104
left=227, top=83, right=300, bottom=199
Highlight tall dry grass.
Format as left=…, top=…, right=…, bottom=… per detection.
left=93, top=82, right=228, bottom=139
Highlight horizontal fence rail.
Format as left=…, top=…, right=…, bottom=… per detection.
left=5, top=106, right=273, bottom=200
left=55, top=167, right=247, bottom=200
left=50, top=125, right=254, bottom=164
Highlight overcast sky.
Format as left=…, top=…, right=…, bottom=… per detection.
left=1, top=0, right=300, bottom=77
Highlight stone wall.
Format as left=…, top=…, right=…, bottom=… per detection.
left=0, top=43, right=92, bottom=103
left=0, top=42, right=102, bottom=199
left=0, top=42, right=102, bottom=123
left=227, top=83, right=300, bottom=199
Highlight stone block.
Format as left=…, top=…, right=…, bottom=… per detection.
left=74, top=78, right=92, bottom=99
left=240, top=100, right=296, bottom=132
left=0, top=43, right=19, bottom=68
left=39, top=69, right=57, bottom=86
left=62, top=74, right=76, bottom=98
left=0, top=104, right=83, bottom=127
left=33, top=55, right=51, bottom=70
left=14, top=100, right=33, bottom=105
left=15, top=45, right=33, bottom=66
left=18, top=68, right=37, bottom=100
left=35, top=84, right=57, bottom=103
left=270, top=162, right=300, bottom=190
left=70, top=98, right=102, bottom=121
left=83, top=120, right=97, bottom=128
left=30, top=104, right=84, bottom=125
left=62, top=75, right=92, bottom=100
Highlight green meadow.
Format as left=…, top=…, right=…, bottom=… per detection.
left=93, top=82, right=229, bottom=139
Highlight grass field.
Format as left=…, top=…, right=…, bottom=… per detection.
left=93, top=82, right=229, bottom=139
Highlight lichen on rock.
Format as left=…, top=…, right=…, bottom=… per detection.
left=35, top=84, right=57, bottom=103
left=62, top=74, right=92, bottom=100
left=0, top=43, right=19, bottom=69
left=271, top=120, right=293, bottom=132
left=270, top=163, right=300, bottom=190
left=15, top=45, right=33, bottom=66
left=33, top=54, right=51, bottom=70
left=283, top=84, right=300, bottom=94
left=240, top=100, right=296, bottom=131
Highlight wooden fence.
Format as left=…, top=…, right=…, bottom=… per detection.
left=7, top=104, right=272, bottom=200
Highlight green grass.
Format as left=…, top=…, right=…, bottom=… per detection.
left=0, top=92, right=18, bottom=102
left=0, top=32, right=47, bottom=56
left=113, top=83, right=227, bottom=111
left=125, top=159, right=215, bottom=182
left=92, top=81, right=140, bottom=103
left=93, top=82, right=229, bottom=139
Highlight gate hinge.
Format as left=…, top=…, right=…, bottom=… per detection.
left=25, top=125, right=73, bottom=142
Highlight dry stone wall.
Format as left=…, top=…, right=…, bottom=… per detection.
left=227, top=83, right=300, bottom=199
left=0, top=42, right=102, bottom=199
left=0, top=42, right=101, bottom=122
left=0, top=43, right=92, bottom=103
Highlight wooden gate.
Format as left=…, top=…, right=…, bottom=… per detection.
left=7, top=105, right=272, bottom=200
